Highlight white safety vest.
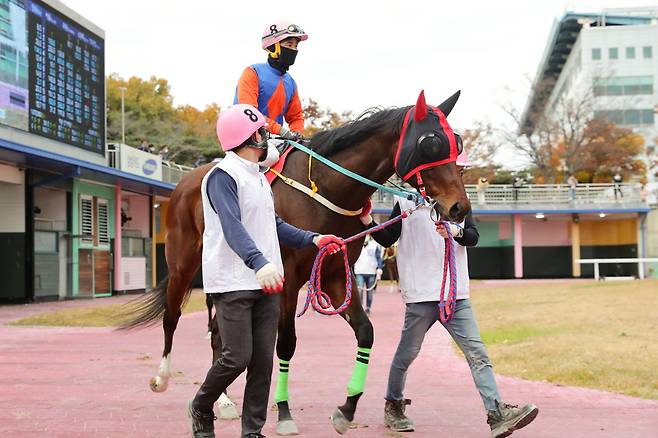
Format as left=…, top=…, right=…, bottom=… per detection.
left=354, top=239, right=380, bottom=276
left=395, top=196, right=470, bottom=304
left=200, top=152, right=283, bottom=294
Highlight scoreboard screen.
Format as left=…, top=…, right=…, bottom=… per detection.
left=0, top=0, right=105, bottom=154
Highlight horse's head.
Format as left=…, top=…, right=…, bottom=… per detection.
left=394, top=90, right=471, bottom=222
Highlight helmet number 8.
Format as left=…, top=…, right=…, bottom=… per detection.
left=244, top=109, right=258, bottom=123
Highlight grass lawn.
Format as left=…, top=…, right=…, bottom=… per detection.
left=10, top=291, right=208, bottom=327
left=470, top=279, right=658, bottom=400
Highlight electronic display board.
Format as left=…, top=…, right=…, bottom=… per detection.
left=0, top=0, right=105, bottom=154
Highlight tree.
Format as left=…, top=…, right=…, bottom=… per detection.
left=303, top=98, right=352, bottom=136
left=458, top=121, right=500, bottom=184
left=501, top=78, right=646, bottom=183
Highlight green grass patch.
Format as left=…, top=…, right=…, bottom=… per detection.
left=10, top=292, right=208, bottom=327
left=471, top=279, right=658, bottom=399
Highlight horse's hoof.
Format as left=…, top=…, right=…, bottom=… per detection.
left=276, top=419, right=299, bottom=435
left=217, top=393, right=240, bottom=420
left=330, top=407, right=350, bottom=435
left=149, top=375, right=169, bottom=393
left=205, top=331, right=212, bottom=340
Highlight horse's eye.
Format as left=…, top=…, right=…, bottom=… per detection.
left=417, top=132, right=449, bottom=159
left=454, top=133, right=464, bottom=154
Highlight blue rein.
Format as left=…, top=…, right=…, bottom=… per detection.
left=287, top=140, right=421, bottom=203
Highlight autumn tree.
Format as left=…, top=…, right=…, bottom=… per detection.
left=303, top=98, right=352, bottom=136
left=502, top=79, right=646, bottom=183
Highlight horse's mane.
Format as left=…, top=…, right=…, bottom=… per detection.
left=308, top=106, right=411, bottom=157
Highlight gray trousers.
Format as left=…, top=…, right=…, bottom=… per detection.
left=386, top=299, right=501, bottom=411
left=193, top=290, right=280, bottom=437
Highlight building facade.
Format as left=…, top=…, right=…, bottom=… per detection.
left=522, top=9, right=658, bottom=182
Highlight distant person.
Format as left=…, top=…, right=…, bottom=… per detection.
left=512, top=177, right=523, bottom=202
left=476, top=176, right=489, bottom=205
left=194, top=154, right=206, bottom=168
left=383, top=244, right=399, bottom=287
left=613, top=172, right=623, bottom=200
left=139, top=139, right=149, bottom=152
left=567, top=175, right=578, bottom=202
left=353, top=235, right=383, bottom=315
left=159, top=145, right=170, bottom=161
left=234, top=21, right=307, bottom=141
left=148, top=144, right=156, bottom=154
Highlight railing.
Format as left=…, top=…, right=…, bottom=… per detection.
left=372, top=183, right=645, bottom=209
left=161, top=161, right=194, bottom=185
left=107, top=143, right=193, bottom=185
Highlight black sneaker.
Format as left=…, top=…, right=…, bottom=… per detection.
left=187, top=400, right=216, bottom=438
left=487, top=401, right=538, bottom=438
left=245, top=434, right=266, bottom=438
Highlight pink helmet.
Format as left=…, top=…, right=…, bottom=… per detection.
left=216, top=104, right=266, bottom=152
left=262, top=21, right=308, bottom=50
left=456, top=148, right=471, bottom=167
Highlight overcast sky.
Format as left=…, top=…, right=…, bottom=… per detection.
left=63, top=0, right=647, bottom=131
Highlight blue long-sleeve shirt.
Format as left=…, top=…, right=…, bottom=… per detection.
left=206, top=169, right=317, bottom=271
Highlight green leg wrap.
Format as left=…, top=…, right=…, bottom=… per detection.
left=347, top=347, right=371, bottom=396
left=274, top=359, right=290, bottom=403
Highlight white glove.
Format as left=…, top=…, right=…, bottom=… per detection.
left=436, top=222, right=463, bottom=238
left=256, top=263, right=284, bottom=294
left=448, top=223, right=463, bottom=237
left=376, top=269, right=383, bottom=281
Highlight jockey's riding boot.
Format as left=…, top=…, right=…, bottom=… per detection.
left=384, top=399, right=414, bottom=432
left=187, top=400, right=216, bottom=438
left=487, top=400, right=538, bottom=438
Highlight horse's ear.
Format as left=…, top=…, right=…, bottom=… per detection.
left=438, top=90, right=461, bottom=117
left=414, top=90, right=428, bottom=121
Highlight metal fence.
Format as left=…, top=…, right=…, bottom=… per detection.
left=373, top=183, right=644, bottom=209
left=161, top=161, right=194, bottom=185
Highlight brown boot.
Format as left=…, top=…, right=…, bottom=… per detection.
left=384, top=399, right=414, bottom=432
left=487, top=401, right=538, bottom=438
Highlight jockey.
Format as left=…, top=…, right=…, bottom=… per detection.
left=360, top=147, right=539, bottom=438
left=234, top=21, right=307, bottom=141
left=188, top=104, right=343, bottom=438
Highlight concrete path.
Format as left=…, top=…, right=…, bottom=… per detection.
left=1, top=287, right=657, bottom=437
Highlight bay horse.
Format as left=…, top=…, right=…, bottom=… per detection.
left=122, top=90, right=470, bottom=435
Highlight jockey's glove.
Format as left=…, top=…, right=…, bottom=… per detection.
left=279, top=127, right=305, bottom=142
left=256, top=263, right=284, bottom=294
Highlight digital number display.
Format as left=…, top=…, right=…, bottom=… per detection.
left=0, top=0, right=105, bottom=154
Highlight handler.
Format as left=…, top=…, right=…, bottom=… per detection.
left=188, top=104, right=343, bottom=438
left=361, top=148, right=539, bottom=438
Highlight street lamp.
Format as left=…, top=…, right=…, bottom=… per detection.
left=118, top=86, right=127, bottom=145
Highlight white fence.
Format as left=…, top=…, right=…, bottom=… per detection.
left=373, top=183, right=644, bottom=209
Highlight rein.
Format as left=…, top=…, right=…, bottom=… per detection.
left=297, top=204, right=422, bottom=317
left=298, top=205, right=459, bottom=323
left=286, top=140, right=420, bottom=202
left=437, top=221, right=458, bottom=323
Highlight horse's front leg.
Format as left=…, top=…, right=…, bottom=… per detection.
left=274, top=281, right=303, bottom=436
left=328, top=273, right=374, bottom=434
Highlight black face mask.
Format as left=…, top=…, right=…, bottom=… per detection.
left=269, top=46, right=298, bottom=73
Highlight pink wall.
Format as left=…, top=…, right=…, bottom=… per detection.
left=521, top=220, right=570, bottom=247
left=122, top=193, right=150, bottom=237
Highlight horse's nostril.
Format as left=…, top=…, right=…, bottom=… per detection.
left=449, top=202, right=463, bottom=219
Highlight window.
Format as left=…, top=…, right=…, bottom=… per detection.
left=626, top=47, right=635, bottom=59
left=80, top=196, right=93, bottom=244
left=97, top=200, right=110, bottom=246
left=592, top=76, right=653, bottom=96
left=592, top=48, right=601, bottom=60
left=609, top=47, right=618, bottom=59
left=595, top=109, right=655, bottom=125
left=643, top=46, right=653, bottom=59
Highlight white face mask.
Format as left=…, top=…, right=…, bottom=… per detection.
left=258, top=142, right=281, bottom=168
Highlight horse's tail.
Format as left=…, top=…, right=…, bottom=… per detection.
left=118, top=275, right=192, bottom=330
